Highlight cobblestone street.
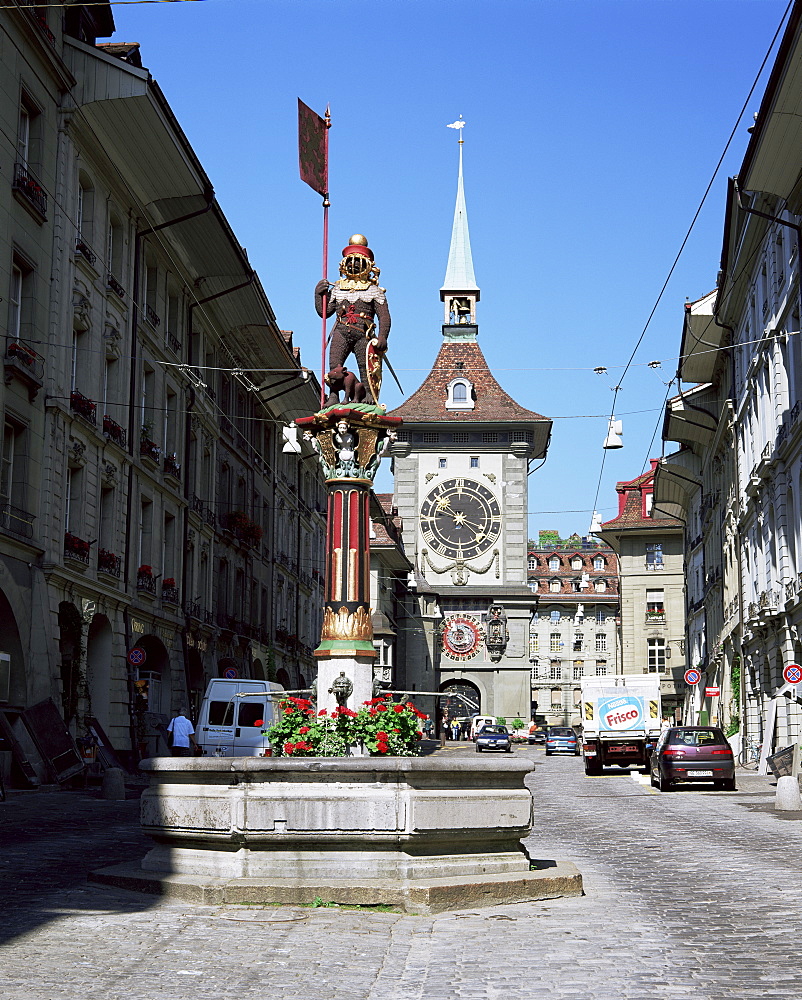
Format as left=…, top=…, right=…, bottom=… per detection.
left=2, top=747, right=801, bottom=999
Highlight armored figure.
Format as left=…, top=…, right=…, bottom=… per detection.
left=316, top=235, right=390, bottom=404
left=329, top=670, right=354, bottom=708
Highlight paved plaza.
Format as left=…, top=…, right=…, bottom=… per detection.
left=1, top=746, right=802, bottom=999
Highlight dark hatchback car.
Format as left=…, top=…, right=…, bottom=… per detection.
left=650, top=726, right=735, bottom=791
left=475, top=725, right=513, bottom=753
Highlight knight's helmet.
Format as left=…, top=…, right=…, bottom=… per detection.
left=339, top=234, right=379, bottom=283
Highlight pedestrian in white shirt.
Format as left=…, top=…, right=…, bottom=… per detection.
left=167, top=708, right=198, bottom=757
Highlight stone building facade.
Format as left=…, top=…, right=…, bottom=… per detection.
left=0, top=3, right=324, bottom=773
left=655, top=4, right=802, bottom=754
left=597, top=463, right=686, bottom=722
left=526, top=532, right=620, bottom=727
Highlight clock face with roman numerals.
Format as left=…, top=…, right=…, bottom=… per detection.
left=420, top=477, right=501, bottom=561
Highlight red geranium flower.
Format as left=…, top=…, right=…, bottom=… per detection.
left=318, top=709, right=327, bottom=717
left=299, top=726, right=310, bottom=735
left=393, top=704, right=405, bottom=713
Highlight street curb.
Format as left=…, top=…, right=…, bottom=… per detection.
left=89, top=860, right=583, bottom=915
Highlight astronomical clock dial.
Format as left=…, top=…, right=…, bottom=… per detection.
left=420, top=477, right=501, bottom=561
left=441, top=615, right=483, bottom=660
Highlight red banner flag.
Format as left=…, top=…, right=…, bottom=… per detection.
left=298, top=99, right=328, bottom=196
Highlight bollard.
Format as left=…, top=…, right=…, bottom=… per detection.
left=775, top=774, right=802, bottom=811
left=101, top=767, right=126, bottom=801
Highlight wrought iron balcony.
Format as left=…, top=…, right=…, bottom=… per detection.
left=102, top=414, right=127, bottom=449
left=97, top=549, right=121, bottom=577
left=106, top=273, right=125, bottom=299
left=70, top=389, right=96, bottom=424
left=166, top=331, right=181, bottom=354
left=0, top=502, right=35, bottom=540
left=136, top=570, right=156, bottom=594
left=12, top=162, right=47, bottom=218
left=161, top=584, right=180, bottom=605
left=74, top=238, right=96, bottom=267
left=140, top=437, right=161, bottom=464
left=4, top=339, right=45, bottom=398
left=185, top=601, right=214, bottom=625
left=163, top=454, right=181, bottom=481
left=145, top=304, right=161, bottom=328
left=645, top=610, right=666, bottom=624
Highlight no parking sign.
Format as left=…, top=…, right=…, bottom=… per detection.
left=783, top=663, right=802, bottom=685
left=127, top=646, right=146, bottom=667
left=684, top=668, right=702, bottom=686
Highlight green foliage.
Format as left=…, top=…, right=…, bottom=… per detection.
left=725, top=719, right=740, bottom=737
left=266, top=695, right=429, bottom=757
left=512, top=718, right=525, bottom=729
left=495, top=716, right=507, bottom=726
left=731, top=656, right=741, bottom=712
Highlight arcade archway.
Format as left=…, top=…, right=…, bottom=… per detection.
left=85, top=614, right=113, bottom=732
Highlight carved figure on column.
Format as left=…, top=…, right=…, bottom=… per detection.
left=329, top=671, right=353, bottom=707
left=316, top=235, right=390, bottom=404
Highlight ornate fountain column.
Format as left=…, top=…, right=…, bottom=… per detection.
left=295, top=404, right=400, bottom=714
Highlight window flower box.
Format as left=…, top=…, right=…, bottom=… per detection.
left=64, top=531, right=90, bottom=565
left=70, top=390, right=97, bottom=424
left=97, top=549, right=121, bottom=577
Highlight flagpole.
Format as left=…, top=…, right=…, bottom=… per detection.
left=320, top=105, right=331, bottom=408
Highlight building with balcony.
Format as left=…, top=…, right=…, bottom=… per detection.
left=526, top=530, right=620, bottom=726
left=596, top=462, right=686, bottom=721
left=655, top=4, right=802, bottom=753
left=0, top=3, right=325, bottom=775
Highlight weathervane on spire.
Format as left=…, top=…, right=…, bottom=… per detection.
left=446, top=115, right=466, bottom=143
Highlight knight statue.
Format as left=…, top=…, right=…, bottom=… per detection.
left=315, top=235, right=390, bottom=405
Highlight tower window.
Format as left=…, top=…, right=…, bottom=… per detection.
left=446, top=378, right=475, bottom=411
left=482, top=432, right=498, bottom=443
left=422, top=432, right=440, bottom=443
left=470, top=456, right=479, bottom=468
left=438, top=458, right=447, bottom=469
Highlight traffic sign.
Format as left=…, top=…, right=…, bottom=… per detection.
left=127, top=646, right=146, bottom=667
left=783, top=663, right=802, bottom=685
left=705, top=686, right=720, bottom=697
left=223, top=667, right=238, bottom=680
left=684, top=668, right=702, bottom=685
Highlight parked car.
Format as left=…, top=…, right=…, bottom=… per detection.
left=528, top=726, right=546, bottom=745
left=650, top=726, right=735, bottom=791
left=545, top=726, right=580, bottom=756
left=475, top=725, right=513, bottom=753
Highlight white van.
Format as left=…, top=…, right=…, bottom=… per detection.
left=469, top=716, right=496, bottom=741
left=196, top=679, right=285, bottom=757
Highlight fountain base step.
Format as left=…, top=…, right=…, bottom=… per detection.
left=90, top=859, right=583, bottom=914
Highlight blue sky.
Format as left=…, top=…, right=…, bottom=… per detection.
left=113, top=0, right=789, bottom=538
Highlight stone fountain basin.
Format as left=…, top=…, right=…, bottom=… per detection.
left=138, top=755, right=534, bottom=880
left=91, top=755, right=583, bottom=912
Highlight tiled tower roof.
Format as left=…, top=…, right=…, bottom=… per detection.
left=389, top=334, right=550, bottom=426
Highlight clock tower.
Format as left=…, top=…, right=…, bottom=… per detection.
left=389, top=133, right=552, bottom=724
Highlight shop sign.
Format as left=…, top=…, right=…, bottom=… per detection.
left=704, top=686, right=720, bottom=697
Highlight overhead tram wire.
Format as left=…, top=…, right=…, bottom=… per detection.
left=589, top=0, right=794, bottom=519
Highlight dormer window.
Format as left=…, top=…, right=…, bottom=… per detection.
left=446, top=377, right=475, bottom=410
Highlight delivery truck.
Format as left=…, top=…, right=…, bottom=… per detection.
left=195, top=679, right=285, bottom=757
left=580, top=675, right=661, bottom=775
